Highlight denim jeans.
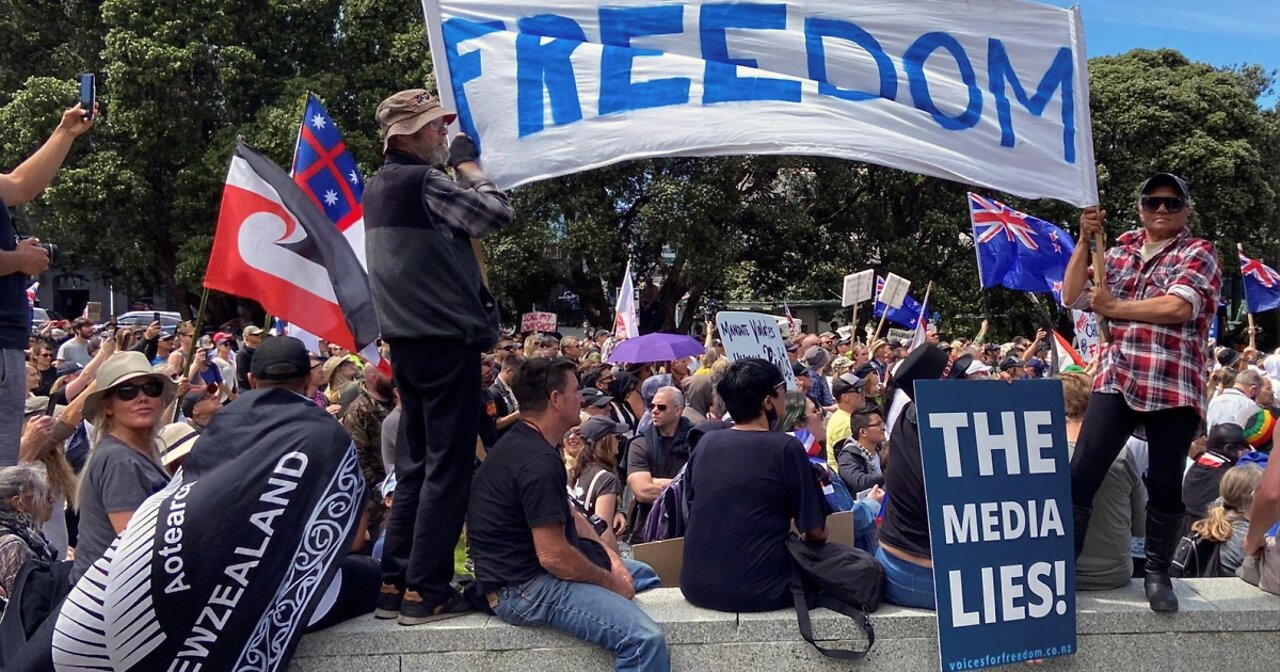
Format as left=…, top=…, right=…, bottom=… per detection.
left=875, top=546, right=936, bottom=610
left=493, top=559, right=670, bottom=672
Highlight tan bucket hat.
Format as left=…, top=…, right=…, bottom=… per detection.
left=159, top=422, right=200, bottom=467
left=82, top=351, right=179, bottom=423
left=376, top=89, right=456, bottom=152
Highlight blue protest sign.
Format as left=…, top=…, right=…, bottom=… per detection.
left=914, top=380, right=1076, bottom=670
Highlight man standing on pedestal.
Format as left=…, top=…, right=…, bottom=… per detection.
left=364, top=89, right=513, bottom=624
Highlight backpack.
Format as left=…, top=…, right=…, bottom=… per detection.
left=644, top=466, right=689, bottom=542
left=0, top=558, right=73, bottom=667
left=1171, top=531, right=1224, bottom=578
left=785, top=534, right=882, bottom=660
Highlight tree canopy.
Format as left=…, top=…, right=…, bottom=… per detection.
left=1, top=2, right=1276, bottom=345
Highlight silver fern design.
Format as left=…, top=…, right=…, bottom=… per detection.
left=52, top=475, right=186, bottom=671
left=235, top=445, right=362, bottom=671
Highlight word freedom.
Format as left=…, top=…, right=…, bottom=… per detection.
left=441, top=2, right=1078, bottom=159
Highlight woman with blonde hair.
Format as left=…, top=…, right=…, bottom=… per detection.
left=72, top=351, right=176, bottom=581
left=1192, top=464, right=1264, bottom=574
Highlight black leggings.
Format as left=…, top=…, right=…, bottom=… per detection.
left=1070, top=393, right=1200, bottom=515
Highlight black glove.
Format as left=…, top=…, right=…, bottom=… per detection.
left=448, top=133, right=479, bottom=168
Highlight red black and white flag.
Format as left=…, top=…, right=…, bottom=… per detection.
left=205, top=141, right=380, bottom=354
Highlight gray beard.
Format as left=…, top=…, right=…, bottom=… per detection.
left=427, top=141, right=450, bottom=169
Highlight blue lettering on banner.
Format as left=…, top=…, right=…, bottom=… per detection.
left=700, top=3, right=802, bottom=104
left=443, top=18, right=506, bottom=152
left=599, top=5, right=692, bottom=115
left=468, top=2, right=1079, bottom=162
left=987, top=39, right=1076, bottom=163
left=804, top=17, right=897, bottom=102
left=915, top=380, right=1076, bottom=670
left=516, top=14, right=587, bottom=137
left=903, top=31, right=983, bottom=130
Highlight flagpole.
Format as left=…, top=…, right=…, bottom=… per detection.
left=184, top=286, right=211, bottom=376
left=1239, top=244, right=1257, bottom=350
left=1091, top=235, right=1110, bottom=345
left=873, top=311, right=889, bottom=342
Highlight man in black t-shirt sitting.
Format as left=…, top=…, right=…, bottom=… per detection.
left=468, top=357, right=669, bottom=671
left=680, top=358, right=827, bottom=612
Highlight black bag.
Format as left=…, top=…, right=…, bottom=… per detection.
left=0, top=558, right=73, bottom=666
left=785, top=534, right=882, bottom=660
left=1171, top=531, right=1224, bottom=578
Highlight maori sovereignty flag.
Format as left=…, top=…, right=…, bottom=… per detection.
left=204, top=142, right=380, bottom=354
left=52, top=389, right=365, bottom=671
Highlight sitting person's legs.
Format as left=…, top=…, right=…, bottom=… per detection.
left=875, top=546, right=935, bottom=610
left=493, top=572, right=669, bottom=672
left=622, top=558, right=662, bottom=592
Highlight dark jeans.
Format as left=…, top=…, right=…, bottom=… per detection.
left=381, top=339, right=481, bottom=604
left=1070, top=393, right=1200, bottom=515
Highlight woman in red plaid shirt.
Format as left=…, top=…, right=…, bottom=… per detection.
left=1061, top=173, right=1222, bottom=613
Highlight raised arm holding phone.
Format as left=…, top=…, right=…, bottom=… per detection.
left=0, top=99, right=97, bottom=467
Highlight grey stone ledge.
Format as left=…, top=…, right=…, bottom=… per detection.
left=293, top=578, right=1279, bottom=671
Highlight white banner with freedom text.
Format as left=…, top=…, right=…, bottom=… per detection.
left=422, top=0, right=1098, bottom=205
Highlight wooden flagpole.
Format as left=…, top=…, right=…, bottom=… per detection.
left=1091, top=234, right=1110, bottom=345
left=1239, top=244, right=1257, bottom=350
left=184, top=286, right=211, bottom=377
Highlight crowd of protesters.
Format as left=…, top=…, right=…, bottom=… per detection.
left=3, top=95, right=1280, bottom=672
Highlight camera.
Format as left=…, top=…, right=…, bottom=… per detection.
left=17, top=236, right=59, bottom=267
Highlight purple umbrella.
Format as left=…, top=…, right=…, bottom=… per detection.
left=606, top=333, right=705, bottom=364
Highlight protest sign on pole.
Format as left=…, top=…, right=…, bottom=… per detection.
left=420, top=0, right=1098, bottom=207
left=842, top=269, right=875, bottom=307
left=715, top=311, right=798, bottom=390
left=521, top=311, right=558, bottom=333
left=914, top=380, right=1077, bottom=670
left=843, top=269, right=875, bottom=339
left=874, top=273, right=911, bottom=340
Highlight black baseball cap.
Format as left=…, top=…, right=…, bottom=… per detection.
left=1139, top=173, right=1190, bottom=200
left=251, top=336, right=311, bottom=381
left=998, top=356, right=1023, bottom=372
left=832, top=373, right=867, bottom=398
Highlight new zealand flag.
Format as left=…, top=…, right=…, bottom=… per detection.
left=969, top=193, right=1075, bottom=298
left=874, top=275, right=924, bottom=329
left=1240, top=250, right=1280, bottom=314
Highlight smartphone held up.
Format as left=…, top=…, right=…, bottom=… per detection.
left=78, top=73, right=95, bottom=121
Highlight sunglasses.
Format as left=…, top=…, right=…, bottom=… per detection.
left=111, top=381, right=164, bottom=401
left=500, top=345, right=518, bottom=352
left=1140, top=195, right=1186, bottom=214
left=650, top=403, right=668, bottom=412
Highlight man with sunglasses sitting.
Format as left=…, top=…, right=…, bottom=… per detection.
left=1061, top=173, right=1222, bottom=612
left=626, top=386, right=694, bottom=543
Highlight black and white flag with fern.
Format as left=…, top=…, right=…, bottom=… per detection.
left=51, top=387, right=366, bottom=671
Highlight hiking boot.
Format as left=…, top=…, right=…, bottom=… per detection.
left=374, top=583, right=402, bottom=619
left=397, top=589, right=475, bottom=626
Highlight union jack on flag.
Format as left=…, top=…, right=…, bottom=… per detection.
left=971, top=194, right=1040, bottom=250
left=968, top=193, right=1075, bottom=297
left=291, top=94, right=367, bottom=268
left=1239, top=249, right=1280, bottom=314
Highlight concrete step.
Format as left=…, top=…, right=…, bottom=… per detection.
left=291, top=578, right=1278, bottom=671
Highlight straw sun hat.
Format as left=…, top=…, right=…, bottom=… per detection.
left=82, top=352, right=178, bottom=423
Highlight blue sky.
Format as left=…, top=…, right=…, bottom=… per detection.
left=1046, top=1, right=1280, bottom=105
